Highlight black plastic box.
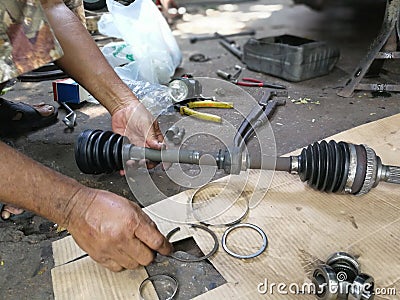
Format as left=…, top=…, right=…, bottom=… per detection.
left=243, top=35, right=340, bottom=82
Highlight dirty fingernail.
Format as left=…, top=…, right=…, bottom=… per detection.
left=1, top=211, right=10, bottom=220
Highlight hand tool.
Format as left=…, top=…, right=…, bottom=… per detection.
left=59, top=101, right=77, bottom=129
left=219, top=39, right=243, bottom=60
left=233, top=77, right=286, bottom=89
left=172, top=98, right=234, bottom=123
left=214, top=32, right=237, bottom=46
left=189, top=30, right=256, bottom=44
left=216, top=65, right=243, bottom=81
left=233, top=90, right=287, bottom=151
left=217, top=66, right=287, bottom=90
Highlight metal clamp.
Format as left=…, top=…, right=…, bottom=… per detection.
left=139, top=274, right=178, bottom=300
left=166, top=224, right=219, bottom=262
left=190, top=182, right=250, bottom=227
left=221, top=223, right=268, bottom=259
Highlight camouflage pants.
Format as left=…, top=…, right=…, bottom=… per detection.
left=0, top=0, right=84, bottom=84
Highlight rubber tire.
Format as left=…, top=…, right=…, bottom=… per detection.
left=83, top=0, right=106, bottom=10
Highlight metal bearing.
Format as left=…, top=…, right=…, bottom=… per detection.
left=221, top=223, right=268, bottom=259
left=166, top=224, right=219, bottom=262
left=312, top=265, right=339, bottom=300
left=139, top=274, right=178, bottom=300
left=337, top=281, right=351, bottom=300
left=348, top=273, right=375, bottom=300
left=326, top=252, right=360, bottom=276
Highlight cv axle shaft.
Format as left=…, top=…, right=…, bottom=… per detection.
left=75, top=130, right=400, bottom=196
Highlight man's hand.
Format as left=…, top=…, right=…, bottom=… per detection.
left=111, top=101, right=164, bottom=149
left=67, top=188, right=173, bottom=272
left=112, top=101, right=166, bottom=170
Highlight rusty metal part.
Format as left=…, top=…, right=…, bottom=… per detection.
left=166, top=224, right=219, bottom=262
left=221, top=223, right=268, bottom=259
left=139, top=274, right=178, bottom=300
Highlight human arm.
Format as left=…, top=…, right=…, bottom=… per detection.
left=40, top=0, right=163, bottom=148
left=0, top=142, right=172, bottom=271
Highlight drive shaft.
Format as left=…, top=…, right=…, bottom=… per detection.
left=75, top=130, right=400, bottom=195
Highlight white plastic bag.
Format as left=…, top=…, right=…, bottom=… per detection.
left=98, top=0, right=182, bottom=84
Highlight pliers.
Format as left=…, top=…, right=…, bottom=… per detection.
left=173, top=98, right=234, bottom=123
left=217, top=66, right=286, bottom=90
left=233, top=77, right=286, bottom=89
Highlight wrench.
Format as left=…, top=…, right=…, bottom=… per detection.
left=59, top=101, right=77, bottom=129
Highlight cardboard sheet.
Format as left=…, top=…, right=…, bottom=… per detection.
left=52, top=114, right=400, bottom=299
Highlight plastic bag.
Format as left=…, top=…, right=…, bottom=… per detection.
left=98, top=0, right=182, bottom=84
left=101, top=41, right=140, bottom=81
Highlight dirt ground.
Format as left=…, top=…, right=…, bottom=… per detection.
left=1, top=0, right=400, bottom=299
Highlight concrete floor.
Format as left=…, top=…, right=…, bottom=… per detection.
left=1, top=0, right=399, bottom=299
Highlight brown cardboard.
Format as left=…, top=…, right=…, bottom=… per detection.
left=52, top=114, right=400, bottom=299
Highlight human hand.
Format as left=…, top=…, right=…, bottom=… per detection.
left=112, top=101, right=164, bottom=149
left=112, top=101, right=165, bottom=170
left=66, top=188, right=173, bottom=272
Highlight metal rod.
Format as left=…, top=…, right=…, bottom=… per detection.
left=189, top=30, right=255, bottom=43
left=124, top=145, right=220, bottom=166
left=249, top=156, right=291, bottom=172
left=219, top=40, right=243, bottom=60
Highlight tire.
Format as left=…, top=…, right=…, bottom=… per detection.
left=83, top=0, right=107, bottom=10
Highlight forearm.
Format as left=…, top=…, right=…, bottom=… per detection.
left=40, top=0, right=139, bottom=115
left=0, top=141, right=89, bottom=226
